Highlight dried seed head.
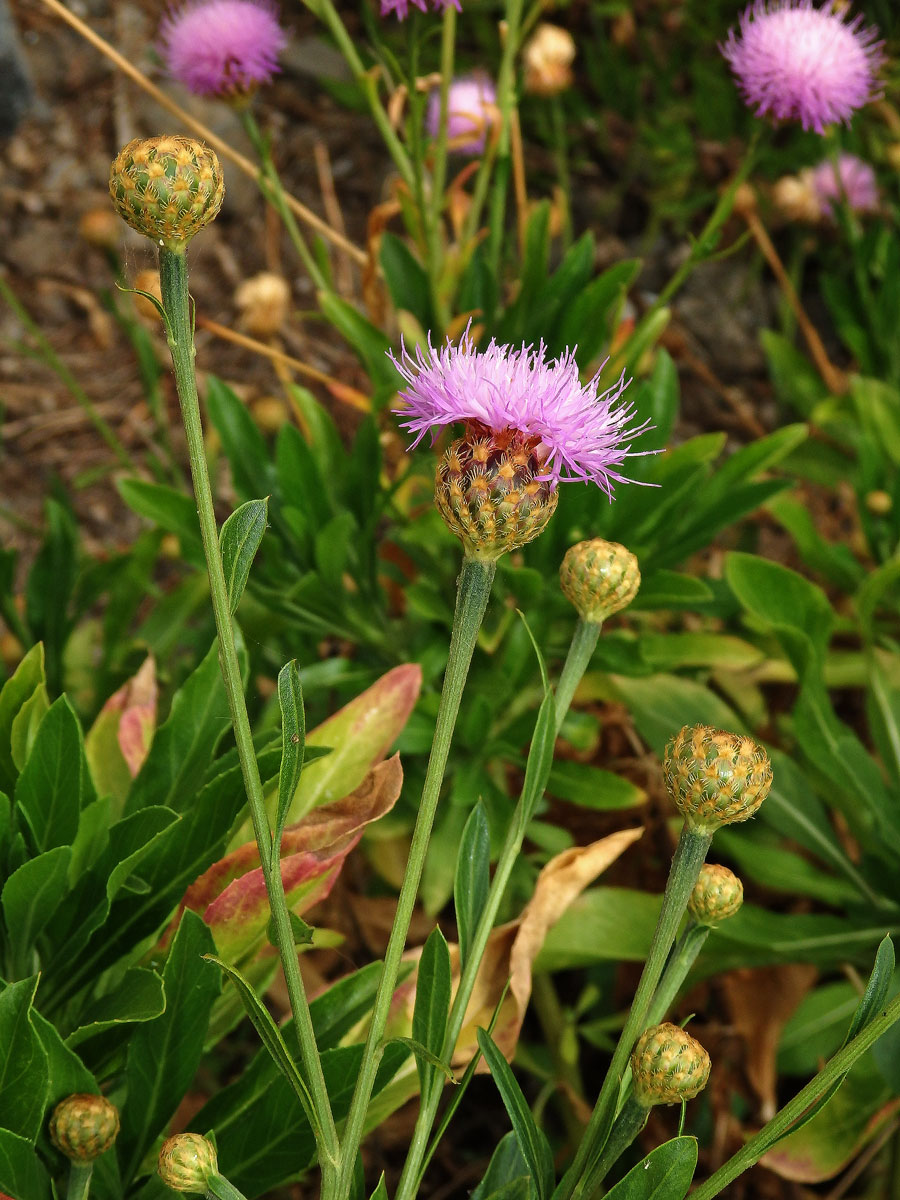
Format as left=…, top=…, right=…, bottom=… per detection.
left=49, top=1094, right=119, bottom=1163
left=109, top=136, right=224, bottom=249
left=158, top=1133, right=218, bottom=1194
left=436, top=423, right=559, bottom=559
left=688, top=863, right=744, bottom=925
left=234, top=271, right=291, bottom=338
left=664, top=725, right=772, bottom=833
left=631, top=1022, right=711, bottom=1107
left=559, top=538, right=640, bottom=623
left=523, top=23, right=576, bottom=96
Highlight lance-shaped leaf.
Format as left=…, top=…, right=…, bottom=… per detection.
left=390, top=828, right=644, bottom=1071
left=0, top=643, right=46, bottom=792
left=275, top=661, right=305, bottom=840
left=85, top=656, right=157, bottom=813
left=220, top=498, right=269, bottom=613
left=170, top=756, right=403, bottom=964
left=288, top=664, right=421, bottom=821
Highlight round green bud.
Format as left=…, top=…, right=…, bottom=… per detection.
left=157, top=1133, right=218, bottom=1194
left=663, top=725, right=772, bottom=834
left=631, top=1022, right=711, bottom=1107
left=436, top=426, right=558, bottom=561
left=688, top=863, right=743, bottom=925
left=559, top=538, right=640, bottom=622
left=109, top=136, right=224, bottom=250
left=49, top=1093, right=119, bottom=1163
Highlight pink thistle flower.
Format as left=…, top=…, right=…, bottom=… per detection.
left=391, top=327, right=652, bottom=496
left=159, top=0, right=287, bottom=98
left=380, top=0, right=460, bottom=21
left=721, top=1, right=884, bottom=134
left=426, top=75, right=498, bottom=155
left=808, top=152, right=879, bottom=216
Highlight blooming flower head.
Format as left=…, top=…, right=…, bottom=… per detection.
left=721, top=1, right=884, bottom=134
left=426, top=75, right=498, bottom=155
left=808, top=152, right=879, bottom=216
left=380, top=0, right=459, bottom=21
left=159, top=0, right=287, bottom=98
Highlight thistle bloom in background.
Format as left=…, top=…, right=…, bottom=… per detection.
left=159, top=0, right=287, bottom=98
left=392, top=328, right=651, bottom=558
left=808, top=152, right=879, bottom=217
left=380, top=0, right=460, bottom=21
left=426, top=75, right=498, bottom=156
left=722, top=0, right=883, bottom=134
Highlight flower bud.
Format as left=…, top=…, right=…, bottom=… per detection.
left=158, top=1133, right=218, bottom=1194
left=436, top=423, right=559, bottom=560
left=631, top=1022, right=710, bottom=1107
left=523, top=24, right=575, bottom=97
left=687, top=863, right=743, bottom=925
left=109, top=136, right=224, bottom=250
left=559, top=539, right=640, bottom=623
left=235, top=271, right=291, bottom=338
left=772, top=174, right=821, bottom=224
left=663, top=725, right=772, bottom=834
left=49, top=1094, right=119, bottom=1163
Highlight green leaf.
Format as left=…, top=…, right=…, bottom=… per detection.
left=412, top=927, right=452, bottom=1092
left=455, top=802, right=490, bottom=968
left=602, top=1136, right=697, bottom=1199
left=476, top=1028, right=555, bottom=1200
left=276, top=661, right=305, bottom=841
left=0, top=977, right=48, bottom=1141
left=629, top=571, right=713, bottom=610
left=380, top=233, right=435, bottom=330
left=472, top=1132, right=532, bottom=1200
left=0, top=1128, right=51, bottom=1200
left=65, top=968, right=167, bottom=1048
left=220, top=499, right=268, bottom=613
left=390, top=1037, right=456, bottom=1084
left=847, top=936, right=894, bottom=1044
left=25, top=499, right=77, bottom=694
left=369, top=1172, right=389, bottom=1200
left=126, top=640, right=230, bottom=815
left=30, top=1007, right=98, bottom=1109
left=537, top=888, right=660, bottom=971
left=0, top=643, right=45, bottom=791
left=318, top=293, right=397, bottom=391
left=266, top=911, right=314, bottom=949
left=15, top=696, right=94, bottom=852
left=117, top=478, right=204, bottom=564
left=205, top=377, right=277, bottom=501
left=9, top=682, right=50, bottom=774
left=547, top=762, right=646, bottom=811
left=1, top=846, right=71, bottom=964
left=608, top=674, right=741, bottom=757
left=204, top=953, right=317, bottom=1128
left=725, top=552, right=834, bottom=673
left=119, top=911, right=220, bottom=1185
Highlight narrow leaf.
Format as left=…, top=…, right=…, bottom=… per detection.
left=455, top=803, right=491, bottom=967
left=0, top=977, right=49, bottom=1141
left=220, top=498, right=269, bottom=613
left=390, top=1037, right=457, bottom=1083
left=276, top=660, right=305, bottom=840
left=602, top=1136, right=698, bottom=1200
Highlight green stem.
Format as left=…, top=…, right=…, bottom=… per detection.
left=156, top=246, right=341, bottom=1193
left=394, top=616, right=603, bottom=1200
left=557, top=826, right=712, bottom=1200
left=0, top=275, right=135, bottom=471
left=531, top=972, right=587, bottom=1142
left=645, top=921, right=710, bottom=1029
left=336, top=555, right=497, bottom=1197
left=239, top=108, right=329, bottom=291
left=690, top=990, right=900, bottom=1200
left=425, top=3, right=457, bottom=330
left=486, top=0, right=526, bottom=276
left=581, top=1097, right=649, bottom=1194
left=305, top=0, right=417, bottom=192
left=66, top=1163, right=93, bottom=1200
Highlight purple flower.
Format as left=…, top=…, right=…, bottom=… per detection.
left=380, top=0, right=460, bottom=21
left=808, top=152, right=879, bottom=216
left=391, top=327, right=651, bottom=495
left=159, top=0, right=286, bottom=98
left=721, top=1, right=883, bottom=134
left=426, top=75, right=497, bottom=155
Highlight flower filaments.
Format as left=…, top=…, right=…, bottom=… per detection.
left=688, top=863, right=744, bottom=925
left=722, top=1, right=884, bottom=134
left=664, top=725, right=772, bottom=834
left=159, top=0, right=287, bottom=98
left=631, top=1023, right=711, bottom=1107
left=109, top=136, right=224, bottom=250
left=49, top=1094, right=120, bottom=1163
left=158, top=1133, right=219, bottom=1194
left=560, top=539, right=640, bottom=623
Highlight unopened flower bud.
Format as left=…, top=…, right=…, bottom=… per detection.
left=773, top=174, right=821, bottom=223
left=132, top=269, right=164, bottom=323
left=109, top=136, right=224, bottom=250
left=688, top=863, right=743, bottom=925
left=78, top=208, right=121, bottom=252
left=866, top=489, right=892, bottom=515
left=631, top=1023, right=710, bottom=1107
left=664, top=725, right=772, bottom=834
left=235, top=271, right=291, bottom=338
left=559, top=539, right=640, bottom=622
left=49, top=1094, right=119, bottom=1163
left=158, top=1133, right=218, bottom=1194
left=523, top=24, right=575, bottom=97
left=436, top=424, right=559, bottom=560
